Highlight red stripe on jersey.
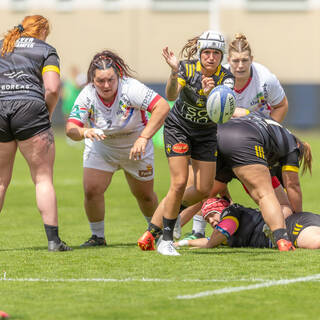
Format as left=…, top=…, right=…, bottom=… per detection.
left=98, top=91, right=117, bottom=108
left=140, top=110, right=148, bottom=126
left=147, top=94, right=161, bottom=112
left=67, top=118, right=84, bottom=127
left=234, top=77, right=252, bottom=94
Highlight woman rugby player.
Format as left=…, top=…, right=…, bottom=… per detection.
left=137, top=30, right=234, bottom=255
left=0, top=15, right=71, bottom=251
left=175, top=197, right=320, bottom=250
left=66, top=50, right=170, bottom=247
left=228, top=33, right=288, bottom=122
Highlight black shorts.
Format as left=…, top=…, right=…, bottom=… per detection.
left=217, top=121, right=267, bottom=168
left=0, top=99, right=51, bottom=142
left=163, top=114, right=217, bottom=162
left=286, top=212, right=320, bottom=246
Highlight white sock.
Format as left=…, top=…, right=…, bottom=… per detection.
left=89, top=220, right=105, bottom=238
left=192, top=214, right=206, bottom=235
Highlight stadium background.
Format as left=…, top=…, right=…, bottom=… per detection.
left=0, top=0, right=319, bottom=129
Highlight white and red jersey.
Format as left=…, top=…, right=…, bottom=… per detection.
left=67, top=77, right=161, bottom=136
left=226, top=62, right=285, bottom=117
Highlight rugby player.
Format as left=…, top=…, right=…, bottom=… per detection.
left=175, top=197, right=320, bottom=250
left=184, top=112, right=312, bottom=251
left=66, top=50, right=170, bottom=247
left=228, top=33, right=288, bottom=122
left=138, top=30, right=234, bottom=255
left=0, top=15, right=71, bottom=251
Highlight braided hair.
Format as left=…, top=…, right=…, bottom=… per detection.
left=87, top=50, right=135, bottom=83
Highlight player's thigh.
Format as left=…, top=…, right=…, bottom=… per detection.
left=18, top=129, right=55, bottom=175
left=233, top=164, right=273, bottom=199
left=125, top=172, right=155, bottom=200
left=0, top=141, right=17, bottom=182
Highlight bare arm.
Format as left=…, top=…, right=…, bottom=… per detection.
left=129, top=97, right=170, bottom=160
left=282, top=170, right=302, bottom=213
left=175, top=228, right=227, bottom=249
left=162, top=46, right=182, bottom=101
left=65, top=122, right=106, bottom=142
left=43, top=71, right=61, bottom=119
left=270, top=96, right=288, bottom=123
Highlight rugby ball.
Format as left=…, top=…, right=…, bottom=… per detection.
left=206, top=85, right=236, bottom=124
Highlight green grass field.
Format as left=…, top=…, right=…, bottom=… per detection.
left=0, top=129, right=320, bottom=320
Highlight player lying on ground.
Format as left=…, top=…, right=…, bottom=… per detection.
left=174, top=197, right=320, bottom=250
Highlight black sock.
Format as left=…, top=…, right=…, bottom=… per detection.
left=44, top=224, right=60, bottom=242
left=179, top=204, right=187, bottom=214
left=162, top=217, right=177, bottom=241
left=148, top=223, right=162, bottom=238
left=272, top=228, right=289, bottom=243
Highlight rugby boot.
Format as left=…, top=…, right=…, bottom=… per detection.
left=157, top=239, right=180, bottom=256
left=48, top=240, right=72, bottom=252
left=181, top=230, right=205, bottom=241
left=80, top=235, right=107, bottom=247
left=277, top=239, right=295, bottom=251
left=137, top=231, right=155, bottom=251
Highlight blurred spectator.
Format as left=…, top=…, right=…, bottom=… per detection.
left=61, top=65, right=87, bottom=121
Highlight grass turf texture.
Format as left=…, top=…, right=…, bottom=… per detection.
left=0, top=129, right=320, bottom=320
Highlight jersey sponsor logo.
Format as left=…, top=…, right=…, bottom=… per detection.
left=0, top=83, right=31, bottom=91
left=142, top=89, right=155, bottom=109
left=138, top=164, right=153, bottom=178
left=181, top=101, right=210, bottom=123
left=15, top=37, right=34, bottom=48
left=69, top=105, right=87, bottom=120
left=172, top=143, right=189, bottom=154
left=4, top=71, right=29, bottom=79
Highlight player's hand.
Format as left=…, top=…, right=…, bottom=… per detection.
left=129, top=136, right=148, bottom=160
left=162, top=46, right=179, bottom=74
left=232, top=107, right=250, bottom=118
left=201, top=75, right=215, bottom=96
left=83, top=128, right=106, bottom=141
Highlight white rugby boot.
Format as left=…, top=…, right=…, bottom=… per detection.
left=157, top=239, right=180, bottom=256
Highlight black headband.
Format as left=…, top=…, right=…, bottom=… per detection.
left=16, top=24, right=24, bottom=33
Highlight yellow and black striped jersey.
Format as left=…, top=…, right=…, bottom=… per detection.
left=171, top=59, right=234, bottom=127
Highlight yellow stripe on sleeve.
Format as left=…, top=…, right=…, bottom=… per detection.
left=282, top=165, right=299, bottom=173
left=42, top=65, right=60, bottom=75
left=177, top=78, right=186, bottom=87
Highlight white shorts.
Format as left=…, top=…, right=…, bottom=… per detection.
left=83, top=135, right=155, bottom=181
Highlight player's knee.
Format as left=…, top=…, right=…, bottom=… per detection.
left=84, top=185, right=106, bottom=199
left=170, top=180, right=188, bottom=196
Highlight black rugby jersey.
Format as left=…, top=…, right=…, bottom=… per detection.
left=221, top=111, right=299, bottom=168
left=170, top=59, right=234, bottom=127
left=219, top=204, right=270, bottom=248
left=0, top=37, right=60, bottom=101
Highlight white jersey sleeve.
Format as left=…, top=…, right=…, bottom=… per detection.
left=122, top=78, right=160, bottom=111
left=232, top=62, right=286, bottom=116
left=67, top=84, right=92, bottom=127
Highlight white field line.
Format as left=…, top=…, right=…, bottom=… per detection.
left=176, top=273, right=320, bottom=300
left=0, top=276, right=270, bottom=283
